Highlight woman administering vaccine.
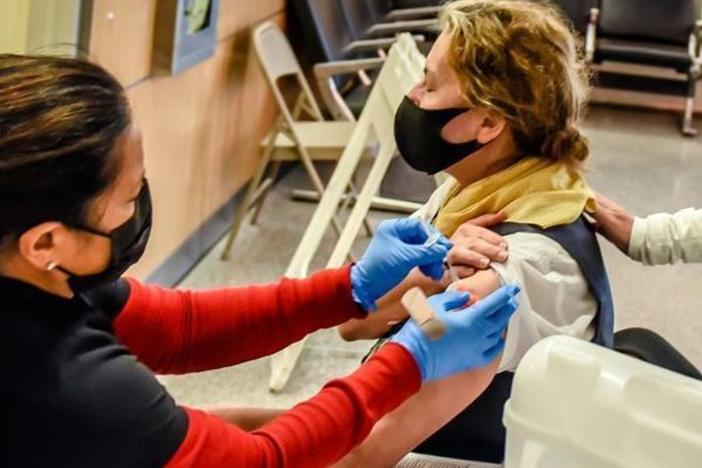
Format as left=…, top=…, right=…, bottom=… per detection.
left=0, top=55, right=519, bottom=468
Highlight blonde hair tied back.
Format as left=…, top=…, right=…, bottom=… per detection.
left=541, top=125, right=589, bottom=163
left=441, top=0, right=591, bottom=165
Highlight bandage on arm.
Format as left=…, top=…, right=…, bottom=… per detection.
left=334, top=270, right=502, bottom=467
left=338, top=268, right=446, bottom=341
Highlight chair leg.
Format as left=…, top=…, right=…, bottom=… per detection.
left=295, top=147, right=347, bottom=238
left=682, top=96, right=697, bottom=137
left=250, top=160, right=282, bottom=225
left=220, top=131, right=279, bottom=260
left=681, top=75, right=697, bottom=137
left=347, top=179, right=374, bottom=238
left=351, top=168, right=374, bottom=238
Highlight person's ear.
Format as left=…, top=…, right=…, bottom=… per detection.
left=476, top=111, right=507, bottom=144
left=17, top=222, right=66, bottom=271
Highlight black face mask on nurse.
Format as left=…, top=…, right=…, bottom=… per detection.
left=394, top=96, right=484, bottom=175
left=56, top=180, right=153, bottom=294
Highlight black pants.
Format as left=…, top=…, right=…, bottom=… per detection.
left=413, top=372, right=514, bottom=463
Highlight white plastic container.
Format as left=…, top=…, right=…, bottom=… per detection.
left=503, top=335, right=702, bottom=468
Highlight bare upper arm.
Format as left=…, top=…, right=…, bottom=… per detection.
left=447, top=267, right=501, bottom=302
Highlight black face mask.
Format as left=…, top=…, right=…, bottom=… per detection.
left=394, top=96, right=484, bottom=175
left=57, top=180, right=152, bottom=294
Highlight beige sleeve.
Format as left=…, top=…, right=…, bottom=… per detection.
left=628, top=208, right=702, bottom=265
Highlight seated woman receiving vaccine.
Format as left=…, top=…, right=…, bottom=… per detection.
left=337, top=0, right=615, bottom=465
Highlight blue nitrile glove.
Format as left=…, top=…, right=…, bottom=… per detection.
left=391, top=285, right=520, bottom=381
left=350, top=218, right=452, bottom=311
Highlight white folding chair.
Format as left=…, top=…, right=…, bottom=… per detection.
left=222, top=23, right=427, bottom=259
left=269, top=34, right=426, bottom=391
left=221, top=22, right=372, bottom=260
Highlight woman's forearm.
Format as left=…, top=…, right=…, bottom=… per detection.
left=206, top=407, right=285, bottom=431
left=335, top=268, right=504, bottom=466
left=333, top=359, right=499, bottom=468
left=115, top=266, right=365, bottom=374
left=165, top=344, right=421, bottom=468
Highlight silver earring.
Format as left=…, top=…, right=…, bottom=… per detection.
left=46, top=261, right=57, bottom=271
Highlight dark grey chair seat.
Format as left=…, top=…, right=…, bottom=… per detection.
left=614, top=328, right=702, bottom=381
left=392, top=0, right=444, bottom=8
left=596, top=38, right=692, bottom=72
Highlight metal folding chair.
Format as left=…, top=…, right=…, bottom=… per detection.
left=269, top=34, right=426, bottom=391
left=222, top=23, right=427, bottom=259
left=221, top=22, right=372, bottom=260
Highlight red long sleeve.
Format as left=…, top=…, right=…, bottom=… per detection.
left=166, top=343, right=421, bottom=468
left=113, top=265, right=365, bottom=374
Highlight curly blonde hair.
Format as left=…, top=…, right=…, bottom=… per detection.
left=442, top=0, right=591, bottom=165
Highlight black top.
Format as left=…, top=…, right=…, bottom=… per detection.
left=0, top=277, right=187, bottom=468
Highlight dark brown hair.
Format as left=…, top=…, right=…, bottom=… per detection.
left=0, top=54, right=130, bottom=244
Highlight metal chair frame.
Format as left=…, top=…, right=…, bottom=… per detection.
left=269, top=34, right=427, bottom=391
left=221, top=23, right=373, bottom=260
left=586, top=1, right=702, bottom=136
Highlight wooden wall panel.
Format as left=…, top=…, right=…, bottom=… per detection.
left=104, top=6, right=284, bottom=279
left=87, top=0, right=285, bottom=278
left=88, top=0, right=157, bottom=86
left=218, top=0, right=286, bottom=40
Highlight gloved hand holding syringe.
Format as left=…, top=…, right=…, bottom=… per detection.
left=419, top=220, right=460, bottom=284
left=402, top=220, right=508, bottom=342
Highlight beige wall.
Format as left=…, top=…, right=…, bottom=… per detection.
left=86, top=0, right=284, bottom=278
left=0, top=0, right=80, bottom=55
left=26, top=0, right=81, bottom=55
left=0, top=0, right=32, bottom=53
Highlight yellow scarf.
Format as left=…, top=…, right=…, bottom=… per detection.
left=434, top=156, right=595, bottom=236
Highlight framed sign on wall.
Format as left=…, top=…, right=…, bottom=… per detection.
left=152, top=0, right=220, bottom=75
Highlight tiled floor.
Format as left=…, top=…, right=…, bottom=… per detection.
left=161, top=104, right=702, bottom=415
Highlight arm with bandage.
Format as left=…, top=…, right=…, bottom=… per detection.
left=334, top=269, right=503, bottom=467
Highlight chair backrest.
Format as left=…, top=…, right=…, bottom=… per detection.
left=550, top=0, right=597, bottom=34
left=598, top=0, right=695, bottom=46
left=269, top=34, right=425, bottom=391
left=289, top=0, right=359, bottom=63
left=393, top=0, right=444, bottom=8
left=363, top=0, right=395, bottom=23
left=253, top=22, right=323, bottom=122
left=340, top=0, right=381, bottom=38
left=285, top=33, right=425, bottom=278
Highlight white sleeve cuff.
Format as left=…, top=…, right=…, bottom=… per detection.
left=628, top=216, right=647, bottom=263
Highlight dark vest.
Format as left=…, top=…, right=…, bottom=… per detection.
left=413, top=217, right=615, bottom=463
